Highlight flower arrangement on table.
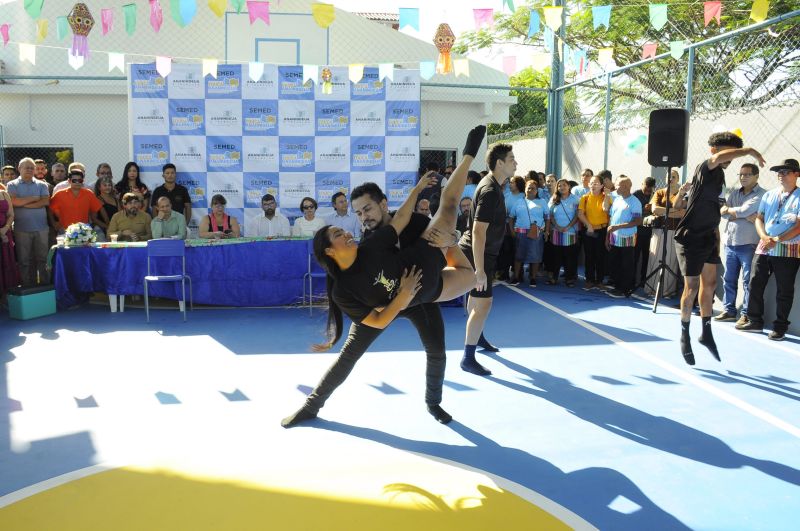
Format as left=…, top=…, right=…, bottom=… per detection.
left=64, top=222, right=97, bottom=246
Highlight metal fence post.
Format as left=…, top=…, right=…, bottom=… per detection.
left=683, top=46, right=696, bottom=182
left=603, top=72, right=612, bottom=170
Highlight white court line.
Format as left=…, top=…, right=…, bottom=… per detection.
left=505, top=285, right=800, bottom=440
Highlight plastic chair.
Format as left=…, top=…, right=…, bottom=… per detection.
left=302, top=239, right=327, bottom=315
left=143, top=238, right=193, bottom=322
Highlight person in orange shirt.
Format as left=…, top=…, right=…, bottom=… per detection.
left=49, top=167, right=102, bottom=233
left=577, top=175, right=611, bottom=289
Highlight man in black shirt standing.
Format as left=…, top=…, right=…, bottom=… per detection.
left=150, top=163, right=192, bottom=225
left=459, top=143, right=516, bottom=376
left=633, top=176, right=656, bottom=286
left=673, top=132, right=765, bottom=365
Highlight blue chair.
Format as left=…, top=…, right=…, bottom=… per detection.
left=143, top=238, right=193, bottom=322
left=302, top=239, right=327, bottom=315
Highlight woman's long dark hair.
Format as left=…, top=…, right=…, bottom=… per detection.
left=116, top=162, right=144, bottom=196
left=312, top=225, right=343, bottom=349
left=551, top=178, right=571, bottom=206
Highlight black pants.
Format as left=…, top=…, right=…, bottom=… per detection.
left=583, top=228, right=608, bottom=283
left=610, top=245, right=636, bottom=294
left=635, top=228, right=652, bottom=286
left=746, top=254, right=800, bottom=334
left=552, top=244, right=578, bottom=281
left=304, top=302, right=446, bottom=413
left=496, top=229, right=515, bottom=279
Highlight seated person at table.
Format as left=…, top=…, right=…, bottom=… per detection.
left=253, top=193, right=290, bottom=238
left=107, top=193, right=152, bottom=242
left=151, top=196, right=187, bottom=239
left=199, top=194, right=240, bottom=239
left=292, top=196, right=326, bottom=238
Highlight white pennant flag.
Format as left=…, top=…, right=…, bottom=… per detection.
left=378, top=63, right=394, bottom=81
left=19, top=43, right=36, bottom=65
left=249, top=62, right=265, bottom=81
left=302, top=64, right=317, bottom=85
left=202, top=58, right=218, bottom=78
left=68, top=52, right=84, bottom=70
left=155, top=56, right=172, bottom=78
left=348, top=64, right=364, bottom=84
left=108, top=52, right=124, bottom=73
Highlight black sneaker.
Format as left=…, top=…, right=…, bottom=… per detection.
left=736, top=321, right=763, bottom=333
left=529, top=279, right=537, bottom=287
left=606, top=288, right=626, bottom=299
left=768, top=331, right=785, bottom=341
left=713, top=311, right=737, bottom=322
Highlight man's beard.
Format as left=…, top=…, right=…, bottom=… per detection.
left=265, top=208, right=275, bottom=216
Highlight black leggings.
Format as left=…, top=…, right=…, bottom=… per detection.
left=304, top=302, right=446, bottom=413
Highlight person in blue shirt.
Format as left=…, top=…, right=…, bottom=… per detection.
left=510, top=180, right=550, bottom=286
left=736, top=158, right=800, bottom=341
left=548, top=178, right=580, bottom=285
left=605, top=177, right=643, bottom=298
left=462, top=170, right=481, bottom=202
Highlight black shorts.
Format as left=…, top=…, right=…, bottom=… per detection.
left=461, top=245, right=497, bottom=298
left=674, top=235, right=721, bottom=277
left=404, top=239, right=447, bottom=306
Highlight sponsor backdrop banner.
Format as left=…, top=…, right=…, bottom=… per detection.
left=129, top=64, right=420, bottom=236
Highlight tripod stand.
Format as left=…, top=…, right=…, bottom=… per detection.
left=642, top=168, right=680, bottom=312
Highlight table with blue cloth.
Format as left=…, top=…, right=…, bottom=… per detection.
left=52, top=238, right=323, bottom=310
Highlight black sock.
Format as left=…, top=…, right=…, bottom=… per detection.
left=698, top=317, right=721, bottom=362
left=281, top=406, right=317, bottom=428
left=462, top=344, right=477, bottom=362
left=477, top=333, right=500, bottom=352
left=461, top=345, right=492, bottom=376
left=427, top=404, right=453, bottom=424
left=680, top=320, right=695, bottom=365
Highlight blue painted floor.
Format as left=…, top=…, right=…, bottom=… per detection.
left=1, top=281, right=799, bottom=530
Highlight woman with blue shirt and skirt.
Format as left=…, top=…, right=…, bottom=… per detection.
left=510, top=180, right=549, bottom=286
left=548, top=178, right=580, bottom=285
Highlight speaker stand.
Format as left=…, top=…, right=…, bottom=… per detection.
left=641, top=167, right=681, bottom=313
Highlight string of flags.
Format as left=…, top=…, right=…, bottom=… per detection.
left=0, top=0, right=781, bottom=79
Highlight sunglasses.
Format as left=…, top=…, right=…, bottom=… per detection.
left=302, top=204, right=315, bottom=210
left=70, top=177, right=84, bottom=183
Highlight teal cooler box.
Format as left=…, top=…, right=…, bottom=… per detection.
left=8, top=285, right=57, bottom=320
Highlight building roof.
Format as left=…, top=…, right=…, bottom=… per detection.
left=353, top=12, right=399, bottom=23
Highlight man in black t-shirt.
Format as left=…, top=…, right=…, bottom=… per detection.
left=633, top=176, right=656, bottom=285
left=459, top=143, right=516, bottom=376
left=150, top=163, right=192, bottom=225
left=672, top=132, right=765, bottom=365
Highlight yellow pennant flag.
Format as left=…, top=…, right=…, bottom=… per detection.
left=598, top=47, right=614, bottom=67
left=312, top=3, right=335, bottom=29
left=454, top=58, right=470, bottom=77
left=208, top=0, right=226, bottom=18
left=531, top=53, right=551, bottom=72
left=203, top=58, right=218, bottom=78
left=543, top=6, right=563, bottom=31
left=750, top=0, right=769, bottom=22
left=19, top=43, right=36, bottom=64
left=36, top=19, right=48, bottom=42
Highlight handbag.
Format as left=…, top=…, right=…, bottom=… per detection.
left=525, top=199, right=539, bottom=239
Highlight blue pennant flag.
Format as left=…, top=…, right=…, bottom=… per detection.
left=527, top=10, right=540, bottom=37
left=592, top=5, right=612, bottom=30
left=543, top=26, right=553, bottom=53
left=398, top=8, right=420, bottom=31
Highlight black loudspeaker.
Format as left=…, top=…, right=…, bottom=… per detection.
left=648, top=108, right=689, bottom=167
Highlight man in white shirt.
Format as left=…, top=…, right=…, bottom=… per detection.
left=253, top=193, right=290, bottom=238
left=325, top=191, right=361, bottom=240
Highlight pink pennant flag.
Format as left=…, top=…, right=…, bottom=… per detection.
left=473, top=9, right=494, bottom=29
left=704, top=1, right=722, bottom=27
left=150, top=0, right=163, bottom=33
left=247, top=1, right=270, bottom=25
left=502, top=56, right=516, bottom=76
left=1, top=24, right=9, bottom=47
left=101, top=8, right=114, bottom=35
left=642, top=42, right=658, bottom=60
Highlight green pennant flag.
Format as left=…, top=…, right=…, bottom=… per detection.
left=649, top=4, right=668, bottom=31
left=24, top=0, right=45, bottom=19
left=231, top=0, right=245, bottom=14
left=170, top=0, right=185, bottom=27
left=504, top=0, right=515, bottom=12
left=56, top=16, right=69, bottom=41
left=670, top=40, right=686, bottom=59
left=123, top=3, right=136, bottom=35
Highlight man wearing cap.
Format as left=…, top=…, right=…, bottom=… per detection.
left=672, top=132, right=765, bottom=365
left=49, top=167, right=103, bottom=233
left=736, top=159, right=800, bottom=341
left=7, top=158, right=50, bottom=286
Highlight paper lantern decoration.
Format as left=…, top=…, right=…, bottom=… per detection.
left=433, top=23, right=455, bottom=74
left=732, top=128, right=743, bottom=140
left=320, top=67, right=333, bottom=94
left=68, top=3, right=95, bottom=60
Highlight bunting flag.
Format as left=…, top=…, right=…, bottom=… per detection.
left=592, top=5, right=612, bottom=30
left=150, top=0, right=164, bottom=33
left=19, top=43, right=36, bottom=64
left=454, top=58, right=470, bottom=77
left=311, top=3, right=334, bottom=28
left=504, top=0, right=515, bottom=12
left=670, top=40, right=686, bottom=59
left=556, top=38, right=563, bottom=61
left=101, top=9, right=114, bottom=35
left=531, top=53, right=550, bottom=72
left=573, top=48, right=587, bottom=74
left=248, top=61, right=265, bottom=81
left=527, top=10, right=540, bottom=37
left=597, top=47, right=614, bottom=67
left=123, top=4, right=137, bottom=35
left=473, top=9, right=494, bottom=29
left=419, top=60, right=435, bottom=80
left=231, top=0, right=246, bottom=14
left=24, top=0, right=45, bottom=19
left=302, top=64, right=317, bottom=84
left=57, top=16, right=69, bottom=40
left=348, top=64, right=364, bottom=83
left=36, top=19, right=47, bottom=42
left=179, top=0, right=198, bottom=26
left=642, top=42, right=658, bottom=60
left=68, top=52, right=84, bottom=70
left=750, top=0, right=769, bottom=22
left=704, top=1, right=722, bottom=26
left=378, top=62, right=394, bottom=81
left=248, top=1, right=270, bottom=25
left=202, top=58, right=218, bottom=78
left=543, top=26, right=553, bottom=52
left=563, top=42, right=572, bottom=67
left=502, top=55, right=516, bottom=76
left=398, top=8, right=419, bottom=31
left=1, top=24, right=10, bottom=47
left=155, top=55, right=172, bottom=77
left=108, top=52, right=125, bottom=73
left=543, top=6, right=563, bottom=31
left=170, top=0, right=183, bottom=26
left=208, top=0, right=227, bottom=17
left=649, top=4, right=668, bottom=30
